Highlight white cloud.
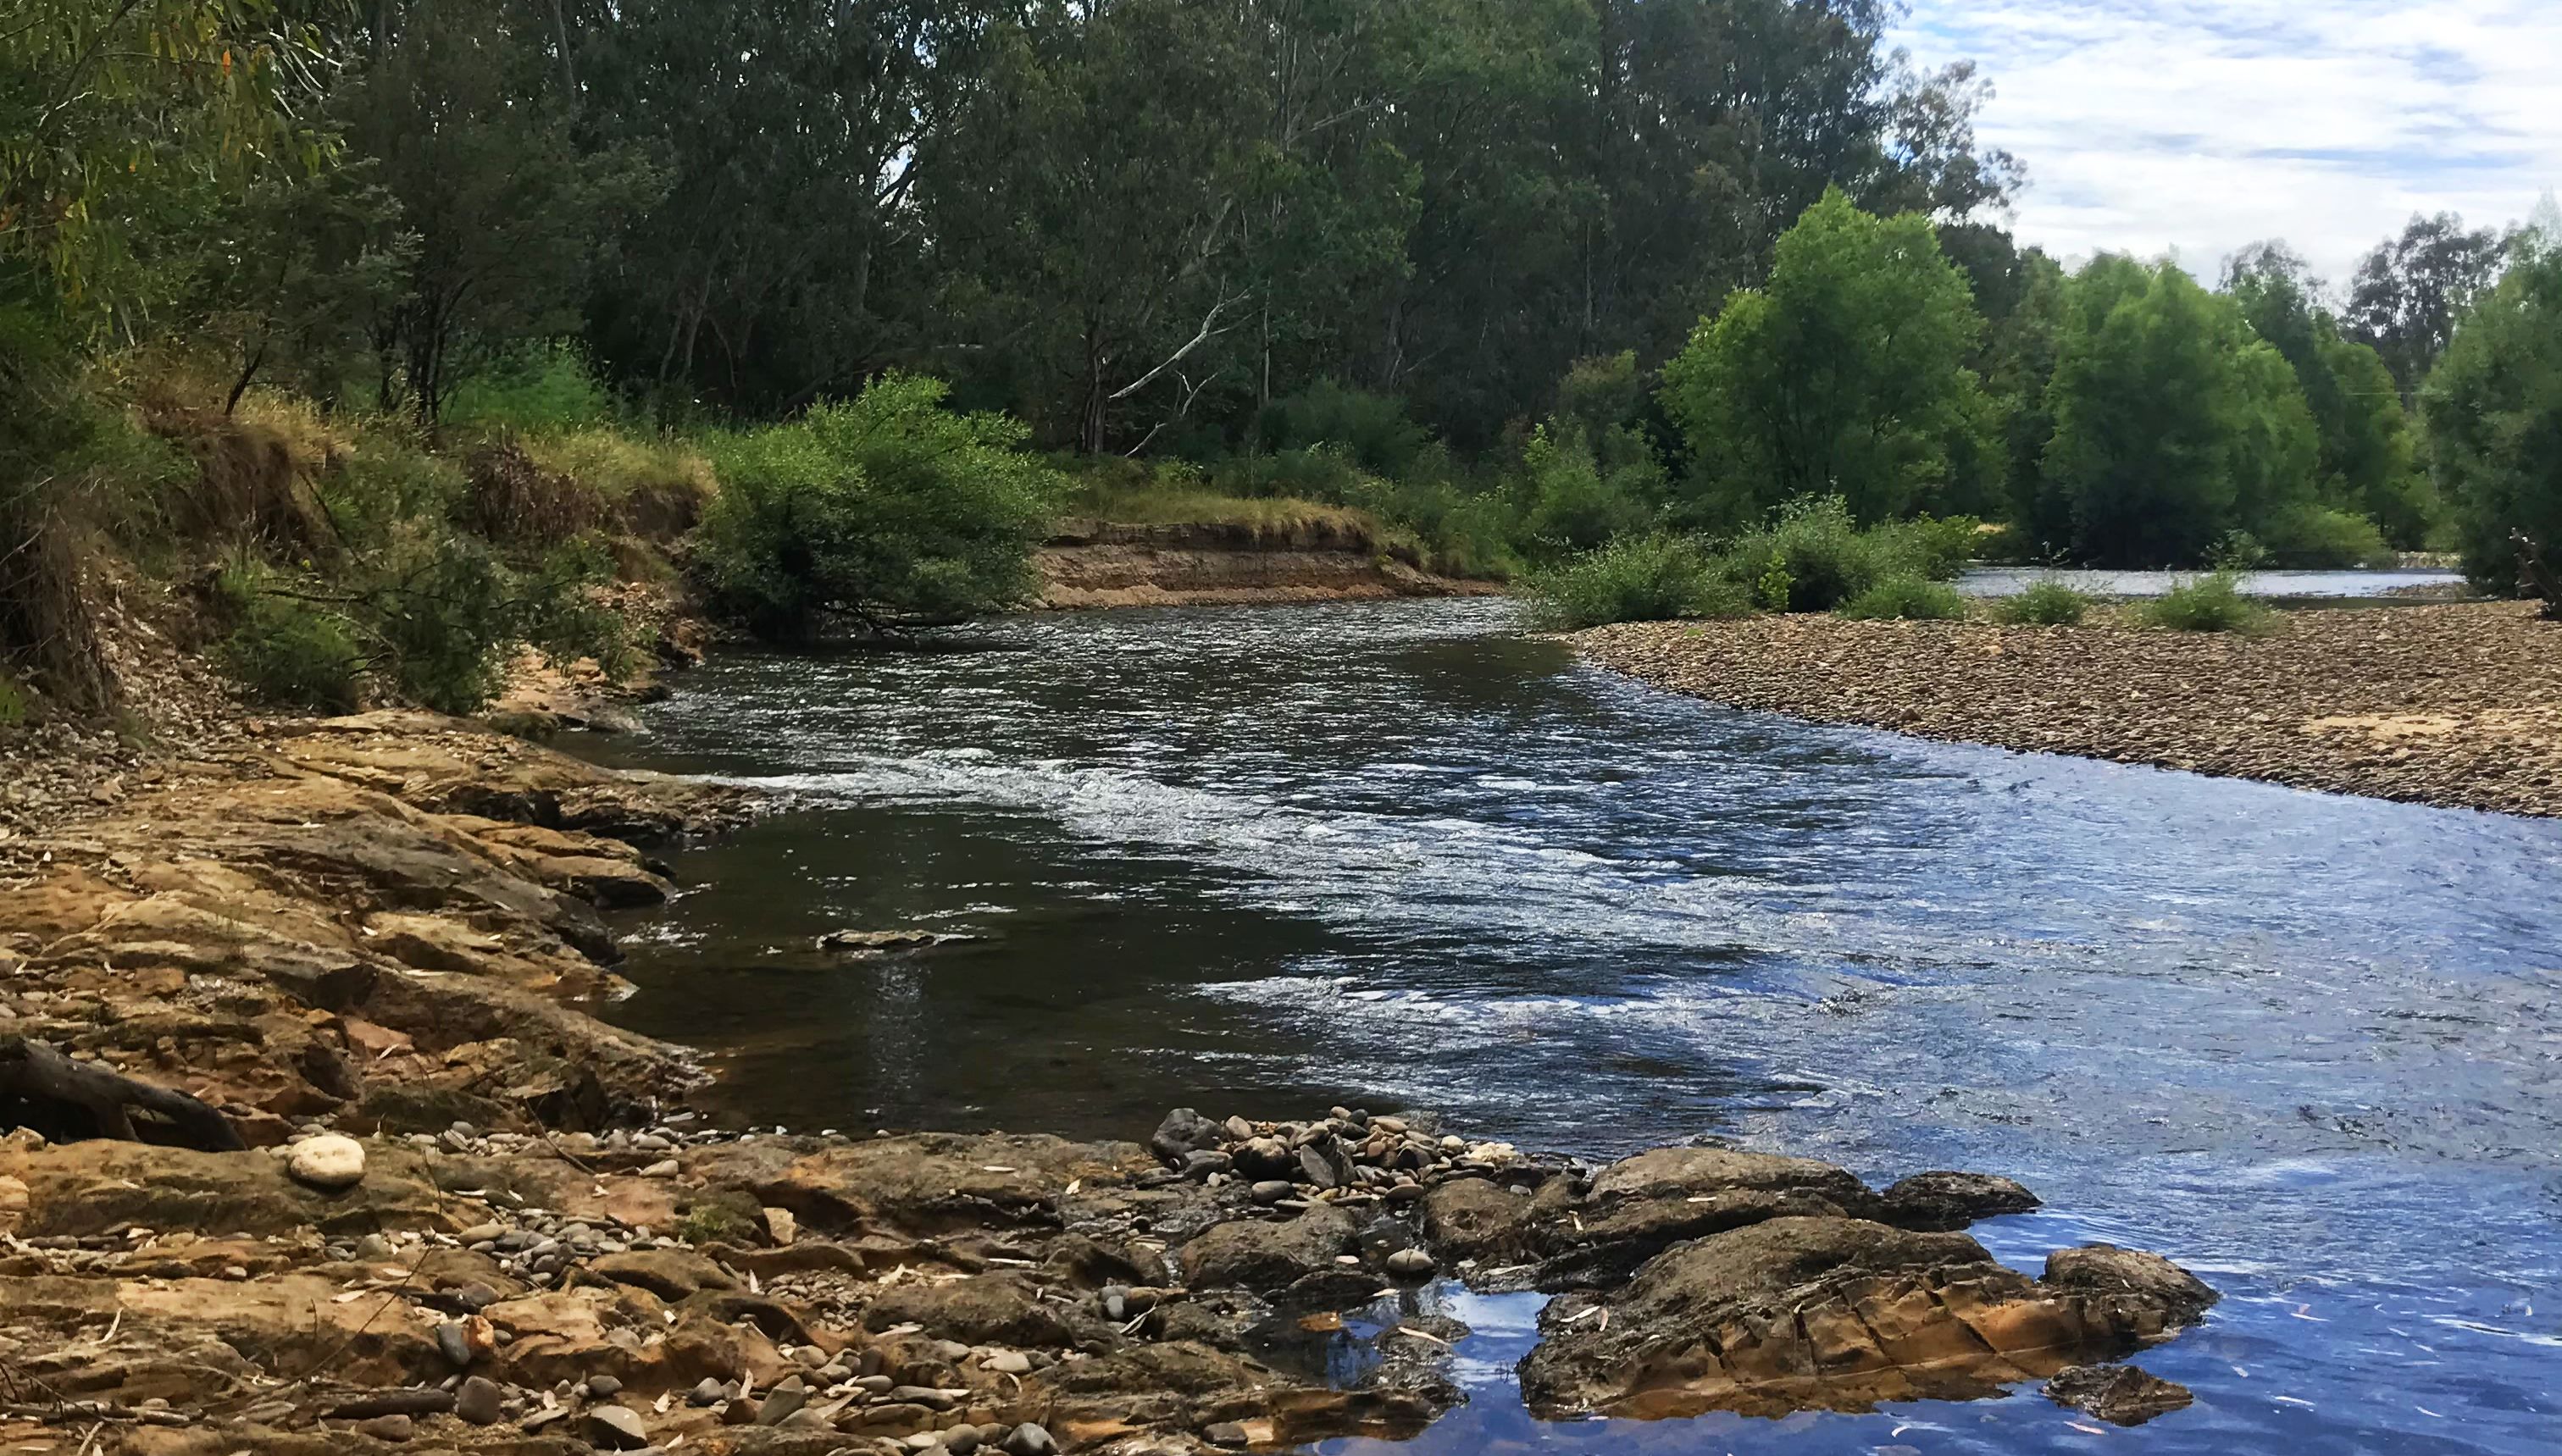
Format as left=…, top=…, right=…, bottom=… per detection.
left=1894, top=0, right=2562, bottom=284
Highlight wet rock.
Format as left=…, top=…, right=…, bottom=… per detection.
left=286, top=1133, right=367, bottom=1191
left=1151, top=1108, right=1228, bottom=1165
left=2045, top=1362, right=2196, bottom=1426
left=2043, top=1243, right=2221, bottom=1325
left=1178, top=1204, right=1358, bottom=1291
left=1204, top=1420, right=1252, bottom=1448
left=1384, top=1248, right=1437, bottom=1280
left=1518, top=1215, right=2218, bottom=1420
left=1883, top=1171, right=2042, bottom=1231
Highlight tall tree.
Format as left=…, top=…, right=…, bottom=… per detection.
left=2226, top=241, right=2432, bottom=546
left=2344, top=213, right=2504, bottom=405
left=2424, top=239, right=2562, bottom=595
left=1661, top=189, right=1996, bottom=526
left=2040, top=256, right=2320, bottom=567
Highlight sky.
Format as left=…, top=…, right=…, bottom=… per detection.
left=1890, top=1, right=2562, bottom=285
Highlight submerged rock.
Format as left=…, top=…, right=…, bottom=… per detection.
left=1517, top=1216, right=2218, bottom=1420
left=2045, top=1361, right=2198, bottom=1425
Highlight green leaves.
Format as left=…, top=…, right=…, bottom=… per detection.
left=2424, top=241, right=2562, bottom=595
left=696, top=374, right=1064, bottom=640
left=1661, top=190, right=1994, bottom=529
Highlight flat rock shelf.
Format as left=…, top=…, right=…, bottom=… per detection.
left=1576, top=599, right=2562, bottom=817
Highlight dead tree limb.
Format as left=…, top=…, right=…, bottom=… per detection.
left=0, top=1036, right=245, bottom=1151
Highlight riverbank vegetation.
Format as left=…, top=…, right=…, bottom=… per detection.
left=5, top=1, right=2561, bottom=721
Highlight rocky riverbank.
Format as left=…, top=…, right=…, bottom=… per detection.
left=0, top=708, right=2218, bottom=1453
left=1578, top=600, right=2562, bottom=818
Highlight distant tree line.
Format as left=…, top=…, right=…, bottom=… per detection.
left=8, top=0, right=2562, bottom=710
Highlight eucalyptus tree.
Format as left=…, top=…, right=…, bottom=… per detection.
left=2345, top=213, right=2505, bottom=404
left=2425, top=240, right=2562, bottom=595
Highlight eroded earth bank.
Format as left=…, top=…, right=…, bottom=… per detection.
left=0, top=714, right=2215, bottom=1453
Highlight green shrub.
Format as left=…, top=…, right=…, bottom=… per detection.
left=2258, top=505, right=2393, bottom=568
left=0, top=670, right=30, bottom=726
left=1711, top=496, right=1976, bottom=612
left=1256, top=380, right=1434, bottom=478
left=214, top=568, right=364, bottom=711
left=696, top=374, right=1062, bottom=641
left=1837, top=575, right=1966, bottom=621
left=445, top=340, right=620, bottom=435
left=1995, top=579, right=2091, bottom=626
left=1517, top=423, right=1652, bottom=558
left=2140, top=572, right=2269, bottom=633
left=1526, top=534, right=1747, bottom=628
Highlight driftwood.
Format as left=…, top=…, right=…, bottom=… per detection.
left=0, top=1036, right=245, bottom=1151
left=2515, top=530, right=2562, bottom=619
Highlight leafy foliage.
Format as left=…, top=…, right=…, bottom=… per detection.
left=1525, top=534, right=1744, bottom=629
left=2424, top=241, right=2562, bottom=595
left=697, top=374, right=1062, bottom=640
left=1837, top=576, right=1966, bottom=621
left=1663, top=191, right=1998, bottom=527
left=1709, top=497, right=1977, bottom=613
left=2139, top=573, right=2269, bottom=634
left=1994, top=579, right=2091, bottom=626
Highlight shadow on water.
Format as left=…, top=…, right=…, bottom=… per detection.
left=591, top=599, right=2562, bottom=1455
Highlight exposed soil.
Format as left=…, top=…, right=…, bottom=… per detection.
left=1577, top=600, right=2562, bottom=818
left=1036, top=522, right=1499, bottom=611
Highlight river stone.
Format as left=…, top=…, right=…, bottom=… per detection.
left=435, top=1320, right=475, bottom=1368
left=352, top=1414, right=413, bottom=1442
left=1384, top=1247, right=1437, bottom=1280
left=1150, top=1108, right=1225, bottom=1165
left=2044, top=1364, right=2195, bottom=1426
left=757, top=1376, right=807, bottom=1426
left=1001, top=1424, right=1059, bottom=1456
left=584, top=1405, right=651, bottom=1448
left=454, top=1376, right=504, bottom=1426
left=1882, top=1171, right=2042, bottom=1231
left=286, top=1134, right=367, bottom=1191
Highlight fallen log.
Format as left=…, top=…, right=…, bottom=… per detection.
left=0, top=1036, right=247, bottom=1151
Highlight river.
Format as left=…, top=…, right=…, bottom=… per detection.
left=591, top=598, right=2561, bottom=1456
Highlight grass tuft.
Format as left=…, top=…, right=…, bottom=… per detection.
left=2140, top=572, right=2271, bottom=633
left=1836, top=575, right=1967, bottom=621
left=1994, top=578, right=2092, bottom=626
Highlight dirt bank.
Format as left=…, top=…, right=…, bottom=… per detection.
left=0, top=708, right=2215, bottom=1452
left=1036, top=521, right=1499, bottom=610
left=1577, top=600, right=2562, bottom=818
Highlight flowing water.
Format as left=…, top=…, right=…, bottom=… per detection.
left=1955, top=566, right=2466, bottom=599
left=590, top=599, right=2561, bottom=1456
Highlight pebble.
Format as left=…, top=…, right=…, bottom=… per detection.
left=435, top=1320, right=475, bottom=1368
left=757, top=1376, right=807, bottom=1426
left=1204, top=1420, right=1252, bottom=1448
left=980, top=1349, right=1031, bottom=1376
left=1385, top=1248, right=1438, bottom=1279
left=585, top=1375, right=624, bottom=1399
left=286, top=1134, right=367, bottom=1191
left=454, top=1376, right=503, bottom=1426
left=352, top=1414, right=413, bottom=1442
left=689, top=1376, right=729, bottom=1406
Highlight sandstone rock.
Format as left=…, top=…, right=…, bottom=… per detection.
left=1178, top=1205, right=1356, bottom=1291
left=2044, top=1362, right=2196, bottom=1426
left=1882, top=1171, right=2042, bottom=1231
left=286, top=1133, right=366, bottom=1191
left=1517, top=1215, right=2217, bottom=1420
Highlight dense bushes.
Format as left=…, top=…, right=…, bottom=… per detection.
left=1837, top=577, right=1966, bottom=621
left=1709, top=497, right=1976, bottom=612
left=695, top=374, right=1062, bottom=640
left=1525, top=534, right=1744, bottom=629
left=1995, top=579, right=2092, bottom=625
left=2139, top=573, right=2269, bottom=634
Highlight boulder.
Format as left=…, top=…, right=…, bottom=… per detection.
left=1178, top=1205, right=1357, bottom=1292
left=2045, top=1362, right=2196, bottom=1426
left=1149, top=1108, right=1227, bottom=1166
left=1882, top=1171, right=2042, bottom=1231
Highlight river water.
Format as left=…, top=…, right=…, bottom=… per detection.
left=591, top=599, right=2561, bottom=1456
